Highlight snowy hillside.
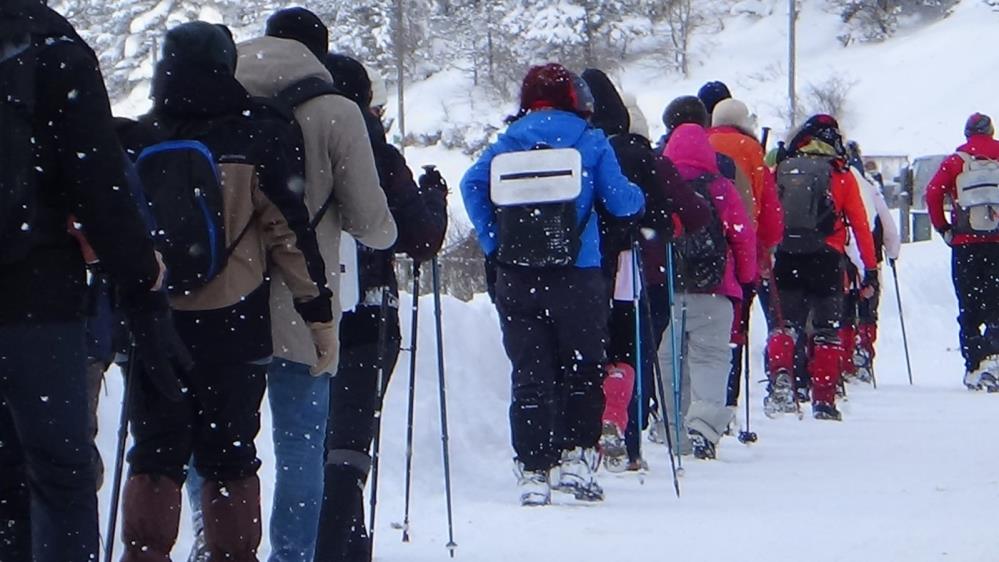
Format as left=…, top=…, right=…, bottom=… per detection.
left=95, top=237, right=998, bottom=561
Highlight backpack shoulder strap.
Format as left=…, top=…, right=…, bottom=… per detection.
left=275, top=77, right=344, bottom=113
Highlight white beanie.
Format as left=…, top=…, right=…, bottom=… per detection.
left=364, top=63, right=388, bottom=108
left=712, top=98, right=756, bottom=133
left=621, top=92, right=649, bottom=139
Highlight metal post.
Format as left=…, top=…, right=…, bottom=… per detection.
left=788, top=0, right=797, bottom=129
left=394, top=0, right=406, bottom=155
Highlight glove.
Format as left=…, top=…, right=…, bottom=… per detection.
left=938, top=225, right=954, bottom=246
left=126, top=292, right=193, bottom=402
left=419, top=165, right=449, bottom=196
left=860, top=269, right=879, bottom=299
left=309, top=321, right=337, bottom=376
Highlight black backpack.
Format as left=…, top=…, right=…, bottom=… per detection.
left=776, top=155, right=838, bottom=254
left=672, top=174, right=728, bottom=292
left=261, top=76, right=344, bottom=230
left=0, top=38, right=49, bottom=264
left=135, top=140, right=250, bottom=295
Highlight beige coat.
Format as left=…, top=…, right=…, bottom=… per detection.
left=237, top=36, right=397, bottom=372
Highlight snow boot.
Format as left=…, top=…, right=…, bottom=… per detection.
left=764, top=329, right=800, bottom=418
left=122, top=474, right=182, bottom=562
left=600, top=362, right=634, bottom=472
left=763, top=372, right=798, bottom=418
left=647, top=409, right=667, bottom=445
left=553, top=448, right=604, bottom=502
left=314, top=462, right=371, bottom=562
left=514, top=463, right=551, bottom=507
left=625, top=458, right=649, bottom=472
left=812, top=401, right=843, bottom=421
left=600, top=421, right=628, bottom=473
left=201, top=476, right=261, bottom=562
left=966, top=356, right=999, bottom=392
left=809, top=341, right=843, bottom=407
left=838, top=325, right=858, bottom=382
left=688, top=429, right=716, bottom=460
left=855, top=323, right=877, bottom=383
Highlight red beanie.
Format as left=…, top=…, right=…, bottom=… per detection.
left=519, top=63, right=578, bottom=113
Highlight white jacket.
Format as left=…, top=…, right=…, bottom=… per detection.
left=846, top=167, right=901, bottom=272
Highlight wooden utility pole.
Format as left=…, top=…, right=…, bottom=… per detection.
left=394, top=0, right=406, bottom=155
left=788, top=0, right=797, bottom=129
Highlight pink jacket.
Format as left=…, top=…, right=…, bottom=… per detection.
left=664, top=124, right=758, bottom=301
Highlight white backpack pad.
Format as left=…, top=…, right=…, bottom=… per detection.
left=339, top=232, right=360, bottom=312
left=490, top=148, right=583, bottom=206
left=956, top=153, right=999, bottom=232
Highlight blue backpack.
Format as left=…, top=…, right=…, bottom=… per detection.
left=135, top=140, right=249, bottom=295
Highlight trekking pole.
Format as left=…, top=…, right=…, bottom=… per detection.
left=737, top=312, right=758, bottom=444
left=104, top=340, right=138, bottom=562
left=634, top=243, right=680, bottom=498
left=431, top=257, right=458, bottom=556
left=761, top=126, right=772, bottom=151
left=401, top=264, right=421, bottom=543
left=367, top=291, right=391, bottom=561
left=665, top=243, right=684, bottom=476
left=890, top=259, right=914, bottom=385
left=630, top=246, right=645, bottom=481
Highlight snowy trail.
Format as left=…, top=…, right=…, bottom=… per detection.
left=96, top=239, right=999, bottom=561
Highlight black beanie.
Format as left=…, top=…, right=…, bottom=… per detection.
left=697, top=80, right=731, bottom=115
left=161, top=21, right=237, bottom=74
left=323, top=53, right=372, bottom=108
left=965, top=113, right=994, bottom=138
left=662, top=95, right=708, bottom=132
left=266, top=7, right=328, bottom=60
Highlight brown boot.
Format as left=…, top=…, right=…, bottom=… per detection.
left=201, top=476, right=262, bottom=562
left=121, top=474, right=181, bottom=562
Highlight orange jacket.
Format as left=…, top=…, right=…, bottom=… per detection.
left=829, top=168, right=877, bottom=270
left=708, top=126, right=784, bottom=251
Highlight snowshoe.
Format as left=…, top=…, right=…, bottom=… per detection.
left=688, top=430, right=716, bottom=460
left=763, top=372, right=798, bottom=419
left=853, top=348, right=874, bottom=384
left=553, top=448, right=604, bottom=502
left=600, top=422, right=628, bottom=473
left=514, top=463, right=551, bottom=507
left=981, top=373, right=999, bottom=393
left=647, top=410, right=667, bottom=444
left=812, top=401, right=843, bottom=421
left=795, top=385, right=811, bottom=404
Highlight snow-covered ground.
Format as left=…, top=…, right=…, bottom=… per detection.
left=96, top=237, right=999, bottom=561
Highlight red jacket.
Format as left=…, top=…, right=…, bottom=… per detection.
left=925, top=134, right=999, bottom=246
left=828, top=167, right=877, bottom=270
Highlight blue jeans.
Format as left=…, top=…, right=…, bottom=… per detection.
left=267, top=359, right=330, bottom=562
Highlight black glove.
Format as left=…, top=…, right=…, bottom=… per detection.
left=861, top=269, right=880, bottom=296
left=419, top=165, right=449, bottom=196
left=742, top=282, right=757, bottom=303
left=938, top=224, right=954, bottom=246
left=126, top=292, right=192, bottom=402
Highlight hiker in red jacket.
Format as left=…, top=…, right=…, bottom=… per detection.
left=765, top=115, right=876, bottom=421
left=926, top=113, right=999, bottom=391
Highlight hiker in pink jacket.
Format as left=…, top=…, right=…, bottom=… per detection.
left=657, top=123, right=757, bottom=459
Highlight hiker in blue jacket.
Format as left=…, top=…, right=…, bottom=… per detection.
left=461, top=63, right=644, bottom=506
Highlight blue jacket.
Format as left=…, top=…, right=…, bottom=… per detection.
left=460, top=110, right=645, bottom=269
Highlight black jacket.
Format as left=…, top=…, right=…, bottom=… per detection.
left=119, top=51, right=331, bottom=363
left=0, top=4, right=159, bottom=325
left=356, top=110, right=447, bottom=299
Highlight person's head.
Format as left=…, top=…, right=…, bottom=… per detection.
left=160, top=21, right=238, bottom=76
left=965, top=112, right=994, bottom=138
left=266, top=7, right=328, bottom=60
left=711, top=98, right=756, bottom=135
left=519, top=63, right=578, bottom=114
left=789, top=114, right=846, bottom=157
left=323, top=53, right=372, bottom=108
left=662, top=95, right=708, bottom=133
left=697, top=80, right=731, bottom=116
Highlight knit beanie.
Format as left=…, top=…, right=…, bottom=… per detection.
left=324, top=53, right=372, bottom=107
left=266, top=7, right=328, bottom=61
left=161, top=21, right=237, bottom=74
left=519, top=63, right=578, bottom=113
left=711, top=98, right=754, bottom=133
left=662, top=95, right=708, bottom=132
left=965, top=113, right=994, bottom=138
left=790, top=114, right=846, bottom=156
left=697, top=80, right=731, bottom=115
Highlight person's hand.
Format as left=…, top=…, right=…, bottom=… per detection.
left=309, top=321, right=337, bottom=375
left=419, top=165, right=449, bottom=196
left=151, top=251, right=166, bottom=292
left=860, top=269, right=879, bottom=299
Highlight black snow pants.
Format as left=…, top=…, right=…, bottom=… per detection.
left=496, top=266, right=609, bottom=471
left=952, top=244, right=999, bottom=372
left=0, top=321, right=99, bottom=562
left=315, top=303, right=401, bottom=562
